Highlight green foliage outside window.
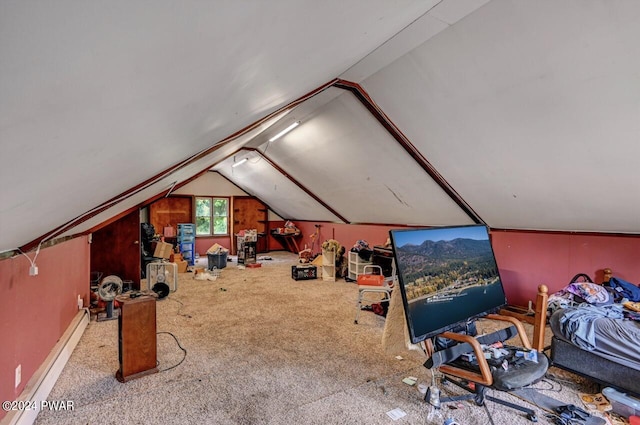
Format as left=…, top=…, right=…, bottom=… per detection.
left=213, top=198, right=228, bottom=234
left=195, top=198, right=211, bottom=235
left=195, top=197, right=228, bottom=235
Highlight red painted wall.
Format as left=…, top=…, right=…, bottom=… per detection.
left=490, top=230, right=640, bottom=307
left=195, top=236, right=231, bottom=257
left=0, top=237, right=90, bottom=420
left=293, top=221, right=396, bottom=254
left=286, top=221, right=640, bottom=308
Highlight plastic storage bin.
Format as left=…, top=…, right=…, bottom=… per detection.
left=207, top=252, right=228, bottom=270
left=603, top=387, right=640, bottom=418
left=291, top=265, right=317, bottom=281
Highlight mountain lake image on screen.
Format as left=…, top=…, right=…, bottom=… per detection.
left=389, top=224, right=508, bottom=344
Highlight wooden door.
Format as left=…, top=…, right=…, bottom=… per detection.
left=90, top=209, right=141, bottom=289
left=233, top=197, right=268, bottom=254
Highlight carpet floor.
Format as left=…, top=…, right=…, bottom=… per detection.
left=35, top=251, right=605, bottom=425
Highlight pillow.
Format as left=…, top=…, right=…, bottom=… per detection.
left=565, top=281, right=611, bottom=305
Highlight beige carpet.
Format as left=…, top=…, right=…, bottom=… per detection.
left=35, top=251, right=601, bottom=425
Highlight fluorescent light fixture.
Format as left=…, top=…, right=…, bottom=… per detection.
left=231, top=158, right=248, bottom=168
left=269, top=121, right=300, bottom=142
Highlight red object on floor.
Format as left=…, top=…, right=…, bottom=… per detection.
left=246, top=263, right=262, bottom=268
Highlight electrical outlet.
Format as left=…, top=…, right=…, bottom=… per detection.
left=15, top=364, right=21, bottom=388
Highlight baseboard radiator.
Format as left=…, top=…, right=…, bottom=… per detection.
left=2, top=308, right=89, bottom=425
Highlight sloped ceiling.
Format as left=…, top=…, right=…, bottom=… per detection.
left=362, top=0, right=640, bottom=233
left=0, top=0, right=444, bottom=252
left=2, top=0, right=639, bottom=254
left=214, top=87, right=474, bottom=227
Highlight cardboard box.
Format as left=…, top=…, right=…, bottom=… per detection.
left=176, top=260, right=188, bottom=273
left=153, top=241, right=173, bottom=259
left=206, top=243, right=229, bottom=254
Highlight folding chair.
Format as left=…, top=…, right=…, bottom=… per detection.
left=354, top=265, right=393, bottom=324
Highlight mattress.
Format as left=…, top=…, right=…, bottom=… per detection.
left=550, top=306, right=640, bottom=395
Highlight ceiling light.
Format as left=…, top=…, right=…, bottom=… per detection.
left=231, top=158, right=248, bottom=168
left=269, top=121, right=300, bottom=142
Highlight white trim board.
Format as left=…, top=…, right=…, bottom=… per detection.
left=1, top=309, right=90, bottom=425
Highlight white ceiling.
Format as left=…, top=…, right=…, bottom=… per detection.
left=363, top=0, right=640, bottom=232
left=214, top=89, right=474, bottom=226
left=2, top=0, right=639, bottom=253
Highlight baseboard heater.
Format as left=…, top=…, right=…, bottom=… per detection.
left=2, top=308, right=89, bottom=425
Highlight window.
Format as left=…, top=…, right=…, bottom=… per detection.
left=195, top=197, right=229, bottom=236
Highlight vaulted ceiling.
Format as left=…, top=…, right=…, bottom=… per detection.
left=2, top=0, right=639, bottom=254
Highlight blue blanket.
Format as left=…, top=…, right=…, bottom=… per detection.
left=557, top=304, right=624, bottom=350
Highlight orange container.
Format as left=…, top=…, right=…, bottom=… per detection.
left=357, top=274, right=385, bottom=286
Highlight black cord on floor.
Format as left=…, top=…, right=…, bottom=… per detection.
left=539, top=375, right=573, bottom=392
left=166, top=296, right=192, bottom=318
left=157, top=331, right=187, bottom=372
left=527, top=378, right=563, bottom=393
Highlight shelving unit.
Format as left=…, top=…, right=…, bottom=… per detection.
left=177, top=223, right=195, bottom=266
left=347, top=251, right=372, bottom=281
left=321, top=249, right=336, bottom=282
left=237, top=235, right=257, bottom=265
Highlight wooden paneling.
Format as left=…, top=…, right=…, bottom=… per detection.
left=116, top=295, right=158, bottom=382
left=90, top=210, right=141, bottom=289
left=233, top=197, right=268, bottom=253
left=149, top=196, right=192, bottom=234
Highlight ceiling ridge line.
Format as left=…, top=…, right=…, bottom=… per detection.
left=340, top=0, right=447, bottom=78
left=241, top=147, right=349, bottom=224
left=333, top=79, right=484, bottom=225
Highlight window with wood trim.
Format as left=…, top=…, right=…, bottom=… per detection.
left=195, top=197, right=229, bottom=236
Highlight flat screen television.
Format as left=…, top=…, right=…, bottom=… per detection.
left=389, top=224, right=507, bottom=344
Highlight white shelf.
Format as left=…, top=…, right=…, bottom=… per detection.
left=321, top=249, right=336, bottom=282
left=347, top=251, right=372, bottom=281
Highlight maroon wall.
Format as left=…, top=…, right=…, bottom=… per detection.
left=490, top=230, right=640, bottom=306
left=0, top=237, right=90, bottom=420
left=293, top=221, right=396, bottom=254
left=288, top=221, right=640, bottom=307
left=195, top=236, right=231, bottom=257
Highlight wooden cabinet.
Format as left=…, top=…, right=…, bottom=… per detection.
left=115, top=295, right=158, bottom=383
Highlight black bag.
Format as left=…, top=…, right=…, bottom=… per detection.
left=569, top=273, right=593, bottom=283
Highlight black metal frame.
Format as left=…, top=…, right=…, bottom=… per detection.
left=435, top=376, right=538, bottom=423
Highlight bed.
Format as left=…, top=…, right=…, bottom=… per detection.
left=538, top=268, right=640, bottom=396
